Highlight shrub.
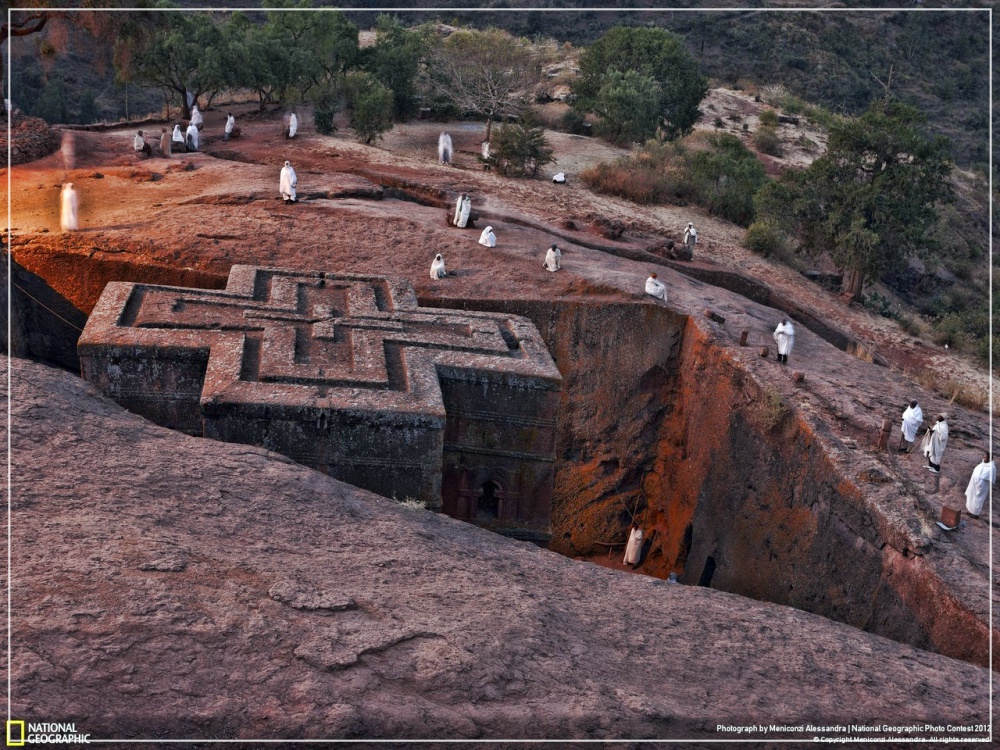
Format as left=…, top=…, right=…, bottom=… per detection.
left=743, top=221, right=783, bottom=256
left=342, top=71, right=394, bottom=144
left=758, top=108, right=779, bottom=127
left=753, top=125, right=783, bottom=156
left=310, top=84, right=339, bottom=136
left=713, top=117, right=724, bottom=128
left=560, top=107, right=587, bottom=135
left=487, top=115, right=555, bottom=177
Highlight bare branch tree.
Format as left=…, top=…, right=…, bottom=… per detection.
left=426, top=28, right=540, bottom=141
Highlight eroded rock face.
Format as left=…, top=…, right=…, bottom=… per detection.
left=5, top=356, right=990, bottom=740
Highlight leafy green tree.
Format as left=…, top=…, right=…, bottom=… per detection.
left=426, top=28, right=540, bottom=141
left=363, top=15, right=426, bottom=120
left=486, top=115, right=554, bottom=178
left=755, top=101, right=951, bottom=299
left=590, top=69, right=662, bottom=145
left=126, top=11, right=226, bottom=119
left=574, top=27, right=707, bottom=142
left=342, top=71, right=394, bottom=144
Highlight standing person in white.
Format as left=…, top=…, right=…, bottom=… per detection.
left=684, top=222, right=698, bottom=252
left=430, top=254, right=446, bottom=279
left=439, top=132, right=453, bottom=164
left=773, top=319, right=795, bottom=364
left=185, top=121, right=199, bottom=151
left=454, top=195, right=471, bottom=228
left=224, top=113, right=235, bottom=141
left=964, top=452, right=995, bottom=518
left=623, top=524, right=644, bottom=567
left=286, top=111, right=298, bottom=138
left=478, top=226, right=496, bottom=247
left=60, top=182, right=78, bottom=232
left=190, top=104, right=203, bottom=129
left=645, top=273, right=667, bottom=301
left=279, top=161, right=297, bottom=204
left=899, top=400, right=923, bottom=453
left=544, top=244, right=561, bottom=272
left=922, top=415, right=948, bottom=474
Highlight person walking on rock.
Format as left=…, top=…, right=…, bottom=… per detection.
left=965, top=452, right=995, bottom=519
left=773, top=319, right=795, bottom=364
left=285, top=111, right=298, bottom=139
left=899, top=400, right=923, bottom=453
left=922, top=414, right=949, bottom=474
left=645, top=273, right=667, bottom=301
left=439, top=132, right=453, bottom=164
left=279, top=161, right=297, bottom=204
left=60, top=182, right=78, bottom=232
left=684, top=222, right=698, bottom=252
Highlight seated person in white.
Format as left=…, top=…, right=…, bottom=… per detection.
left=645, top=273, right=667, bottom=301
left=478, top=226, right=496, bottom=247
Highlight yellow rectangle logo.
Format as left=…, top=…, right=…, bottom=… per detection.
left=6, top=720, right=25, bottom=747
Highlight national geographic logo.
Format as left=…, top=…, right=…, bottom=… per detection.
left=6, top=721, right=91, bottom=746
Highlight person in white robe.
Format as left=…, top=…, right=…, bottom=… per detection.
left=772, top=319, right=795, bottom=364
left=224, top=113, right=235, bottom=141
left=623, top=524, right=643, bottom=567
left=645, top=273, right=667, bottom=301
left=438, top=132, right=453, bottom=164
left=172, top=124, right=187, bottom=152
left=133, top=130, right=151, bottom=156
left=279, top=161, right=297, bottom=203
left=544, top=244, right=561, bottom=272
left=453, top=194, right=471, bottom=228
left=60, top=183, right=78, bottom=232
left=479, top=139, right=490, bottom=169
left=60, top=131, right=76, bottom=170
left=552, top=172, right=566, bottom=184
left=286, top=111, right=298, bottom=139
left=478, top=226, right=496, bottom=247
left=922, top=415, right=948, bottom=473
left=964, top=453, right=995, bottom=517
left=899, top=400, right=923, bottom=453
left=430, top=253, right=446, bottom=279
left=185, top=121, right=199, bottom=151
left=190, top=104, right=203, bottom=129
left=684, top=222, right=698, bottom=249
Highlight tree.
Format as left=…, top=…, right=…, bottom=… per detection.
left=426, top=28, right=540, bottom=141
left=342, top=71, right=394, bottom=145
left=755, top=101, right=952, bottom=300
left=363, top=14, right=426, bottom=120
left=590, top=69, right=662, bottom=145
left=486, top=115, right=554, bottom=178
left=127, top=12, right=227, bottom=119
left=574, top=26, right=707, bottom=142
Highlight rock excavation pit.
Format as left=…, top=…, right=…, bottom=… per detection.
left=4, top=246, right=991, bottom=670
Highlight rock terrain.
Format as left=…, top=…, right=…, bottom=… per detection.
left=2, top=100, right=998, bottom=741
left=3, top=355, right=992, bottom=742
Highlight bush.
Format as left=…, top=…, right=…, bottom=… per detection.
left=310, top=84, right=339, bottom=136
left=713, top=117, right=724, bottom=128
left=758, top=108, right=779, bottom=127
left=560, top=107, right=587, bottom=134
left=932, top=313, right=969, bottom=349
left=342, top=71, right=394, bottom=144
left=743, top=221, right=783, bottom=256
left=753, top=125, right=783, bottom=156
left=487, top=115, right=555, bottom=177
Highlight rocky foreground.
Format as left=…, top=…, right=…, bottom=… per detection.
left=4, top=356, right=990, bottom=743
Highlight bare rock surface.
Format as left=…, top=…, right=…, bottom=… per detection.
left=5, top=356, right=990, bottom=742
